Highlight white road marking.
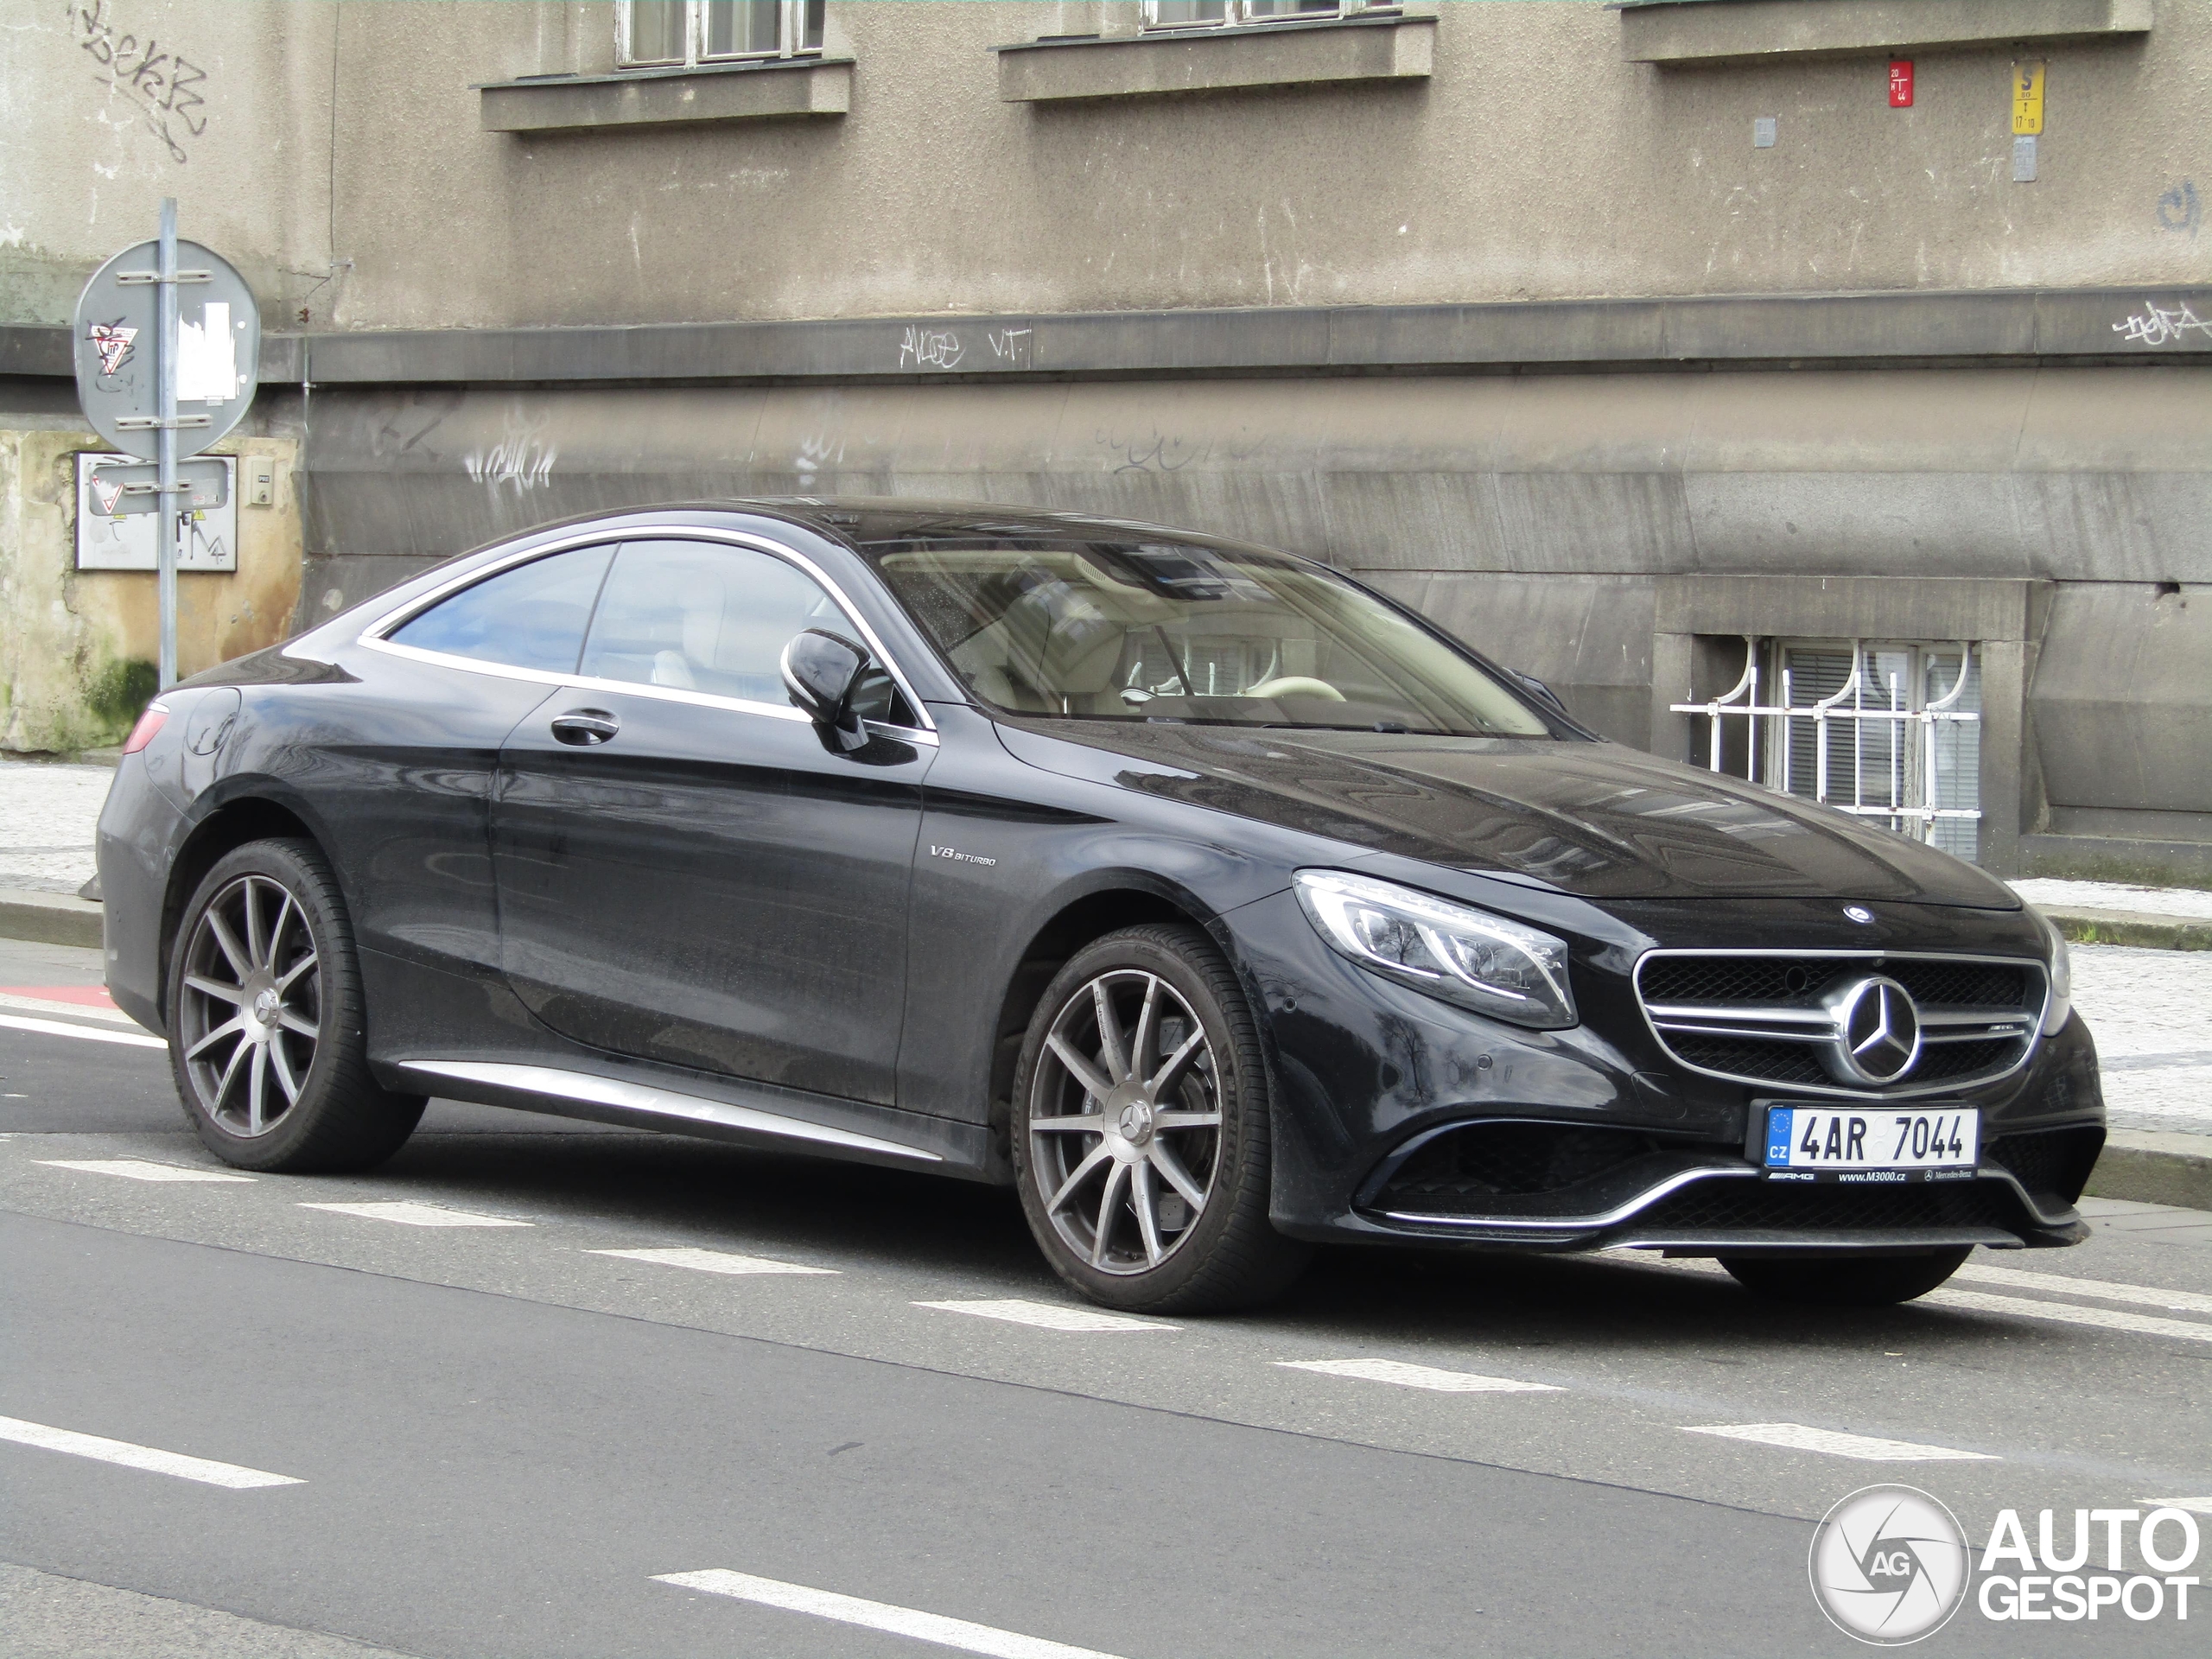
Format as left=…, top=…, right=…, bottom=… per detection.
left=1683, top=1422, right=1996, bottom=1462
left=654, top=1569, right=1128, bottom=1659
left=914, top=1299, right=1176, bottom=1333
left=298, top=1201, right=531, bottom=1229
left=0, top=1414, right=302, bottom=1490
left=1924, top=1288, right=2212, bottom=1344
left=587, top=1247, right=836, bottom=1276
left=37, top=1158, right=253, bottom=1184
left=0, top=992, right=137, bottom=1025
left=0, top=1013, right=162, bottom=1049
left=2139, top=1496, right=2212, bottom=1516
left=1276, top=1357, right=1561, bottom=1394
left=1954, top=1262, right=2212, bottom=1316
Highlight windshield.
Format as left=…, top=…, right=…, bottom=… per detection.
left=866, top=539, right=1562, bottom=737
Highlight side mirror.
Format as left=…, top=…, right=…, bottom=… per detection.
left=1516, top=671, right=1569, bottom=715
left=781, top=629, right=873, bottom=751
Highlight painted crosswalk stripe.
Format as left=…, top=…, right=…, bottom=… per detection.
left=1276, top=1357, right=1560, bottom=1394
left=0, top=1013, right=163, bottom=1049
left=0, top=1415, right=302, bottom=1489
left=1954, top=1262, right=2212, bottom=1317
left=588, top=1247, right=836, bottom=1276
left=655, top=1569, right=1128, bottom=1659
left=37, top=1159, right=254, bottom=1184
left=2138, top=1496, right=2212, bottom=1516
left=914, top=1299, right=1175, bottom=1333
left=298, top=1201, right=531, bottom=1228
left=1683, top=1422, right=1995, bottom=1462
left=0, top=991, right=137, bottom=1025
left=1924, top=1288, right=2212, bottom=1344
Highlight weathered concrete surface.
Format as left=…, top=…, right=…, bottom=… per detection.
left=1620, top=0, right=2155, bottom=65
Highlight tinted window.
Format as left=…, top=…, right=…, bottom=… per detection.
left=579, top=539, right=912, bottom=723
left=390, top=545, right=614, bottom=674
left=868, top=540, right=1560, bottom=738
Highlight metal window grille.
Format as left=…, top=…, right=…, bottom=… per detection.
left=1672, top=638, right=1982, bottom=860
left=620, top=0, right=824, bottom=68
left=1141, top=2, right=1384, bottom=30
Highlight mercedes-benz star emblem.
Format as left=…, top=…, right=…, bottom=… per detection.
left=1823, top=976, right=1923, bottom=1085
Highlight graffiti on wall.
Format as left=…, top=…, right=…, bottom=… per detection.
left=71, top=0, right=211, bottom=163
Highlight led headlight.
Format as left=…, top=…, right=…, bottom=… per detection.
left=2028, top=903, right=2072, bottom=1036
left=1293, top=869, right=1577, bottom=1030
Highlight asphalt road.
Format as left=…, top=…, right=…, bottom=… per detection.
left=3, top=937, right=2208, bottom=1658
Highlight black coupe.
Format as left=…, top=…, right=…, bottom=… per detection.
left=98, top=503, right=2103, bottom=1311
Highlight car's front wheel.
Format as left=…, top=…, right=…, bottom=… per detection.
left=168, top=838, right=424, bottom=1173
left=1719, top=1248, right=1971, bottom=1306
left=1010, top=924, right=1309, bottom=1313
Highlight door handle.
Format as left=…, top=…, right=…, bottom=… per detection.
left=550, top=709, right=620, bottom=747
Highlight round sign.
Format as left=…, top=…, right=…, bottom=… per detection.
left=73, top=238, right=260, bottom=462
left=1808, top=1484, right=1972, bottom=1644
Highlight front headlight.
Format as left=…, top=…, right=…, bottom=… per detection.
left=2028, top=903, right=2073, bottom=1036
left=1293, top=869, right=1577, bottom=1030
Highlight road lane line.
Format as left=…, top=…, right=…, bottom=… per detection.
left=0, top=1013, right=162, bottom=1049
left=588, top=1247, right=836, bottom=1276
left=654, top=1569, right=1128, bottom=1659
left=1924, top=1288, right=2212, bottom=1343
left=2138, top=1497, right=2212, bottom=1516
left=914, top=1299, right=1176, bottom=1333
left=0, top=1415, right=302, bottom=1489
left=0, top=991, right=136, bottom=1025
left=298, top=1201, right=531, bottom=1228
left=37, top=1159, right=254, bottom=1184
left=1954, top=1262, right=2212, bottom=1316
left=1683, top=1423, right=1996, bottom=1462
left=1276, top=1357, right=1561, bottom=1394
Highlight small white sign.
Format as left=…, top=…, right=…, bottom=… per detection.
left=75, top=451, right=238, bottom=572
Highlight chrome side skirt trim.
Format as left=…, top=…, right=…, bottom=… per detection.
left=1380, top=1164, right=1758, bottom=1232
left=397, top=1058, right=943, bottom=1163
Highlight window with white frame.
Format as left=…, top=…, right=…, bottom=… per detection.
left=1142, top=2, right=1392, bottom=30
left=620, top=0, right=824, bottom=67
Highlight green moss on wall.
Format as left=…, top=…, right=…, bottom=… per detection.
left=86, top=657, right=158, bottom=738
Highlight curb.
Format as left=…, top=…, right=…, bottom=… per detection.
left=2044, top=906, right=2212, bottom=952
left=0, top=888, right=103, bottom=950
left=2085, top=1129, right=2212, bottom=1212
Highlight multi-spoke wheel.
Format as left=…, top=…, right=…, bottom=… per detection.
left=1012, top=924, right=1309, bottom=1313
left=167, top=839, right=424, bottom=1173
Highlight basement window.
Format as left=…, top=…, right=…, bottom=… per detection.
left=620, top=0, right=824, bottom=67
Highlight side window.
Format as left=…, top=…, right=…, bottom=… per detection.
left=388, top=545, right=615, bottom=674
left=581, top=539, right=913, bottom=723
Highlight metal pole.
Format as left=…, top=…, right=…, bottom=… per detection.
left=156, top=197, right=179, bottom=690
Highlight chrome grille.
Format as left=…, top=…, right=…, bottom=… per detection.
left=1635, top=950, right=2046, bottom=1098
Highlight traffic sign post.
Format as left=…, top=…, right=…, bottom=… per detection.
left=73, top=200, right=259, bottom=689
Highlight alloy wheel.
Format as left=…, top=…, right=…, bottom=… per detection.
left=1028, top=969, right=1224, bottom=1274
left=177, top=873, right=323, bottom=1137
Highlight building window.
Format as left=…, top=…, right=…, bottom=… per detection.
left=620, top=0, right=824, bottom=67
left=1141, top=2, right=1389, bottom=30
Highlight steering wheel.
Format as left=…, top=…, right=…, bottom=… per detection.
left=1244, top=675, right=1346, bottom=702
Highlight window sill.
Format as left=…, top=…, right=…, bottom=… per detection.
left=1615, top=0, right=2152, bottom=67
left=994, top=15, right=1433, bottom=105
left=477, top=57, right=852, bottom=133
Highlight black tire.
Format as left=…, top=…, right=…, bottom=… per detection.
left=1719, top=1248, right=1971, bottom=1307
left=1010, top=923, right=1309, bottom=1313
left=167, top=837, right=424, bottom=1173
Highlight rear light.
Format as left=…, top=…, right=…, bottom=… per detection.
left=121, top=701, right=169, bottom=754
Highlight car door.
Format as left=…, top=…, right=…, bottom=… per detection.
left=490, top=535, right=936, bottom=1106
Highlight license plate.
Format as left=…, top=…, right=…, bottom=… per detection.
left=1762, top=1104, right=1980, bottom=1182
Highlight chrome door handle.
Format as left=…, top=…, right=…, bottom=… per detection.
left=550, top=709, right=620, bottom=747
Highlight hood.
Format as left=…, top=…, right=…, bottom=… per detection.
left=994, top=721, right=2018, bottom=907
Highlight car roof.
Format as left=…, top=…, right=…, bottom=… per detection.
left=668, top=498, right=1291, bottom=557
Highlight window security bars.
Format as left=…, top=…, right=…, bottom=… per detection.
left=1672, top=639, right=1982, bottom=860
left=1143, top=3, right=1389, bottom=30
left=621, top=0, right=825, bottom=68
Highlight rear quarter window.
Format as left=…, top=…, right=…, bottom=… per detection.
left=388, top=545, right=615, bottom=674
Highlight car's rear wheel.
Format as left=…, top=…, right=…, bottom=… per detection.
left=168, top=838, right=424, bottom=1172
left=1011, top=924, right=1308, bottom=1313
left=1719, top=1247, right=1971, bottom=1307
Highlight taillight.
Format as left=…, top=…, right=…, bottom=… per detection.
left=121, top=701, right=169, bottom=755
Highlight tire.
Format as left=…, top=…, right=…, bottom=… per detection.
left=1719, top=1248, right=1971, bottom=1307
left=167, top=837, right=425, bottom=1173
left=1010, top=923, right=1309, bottom=1313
